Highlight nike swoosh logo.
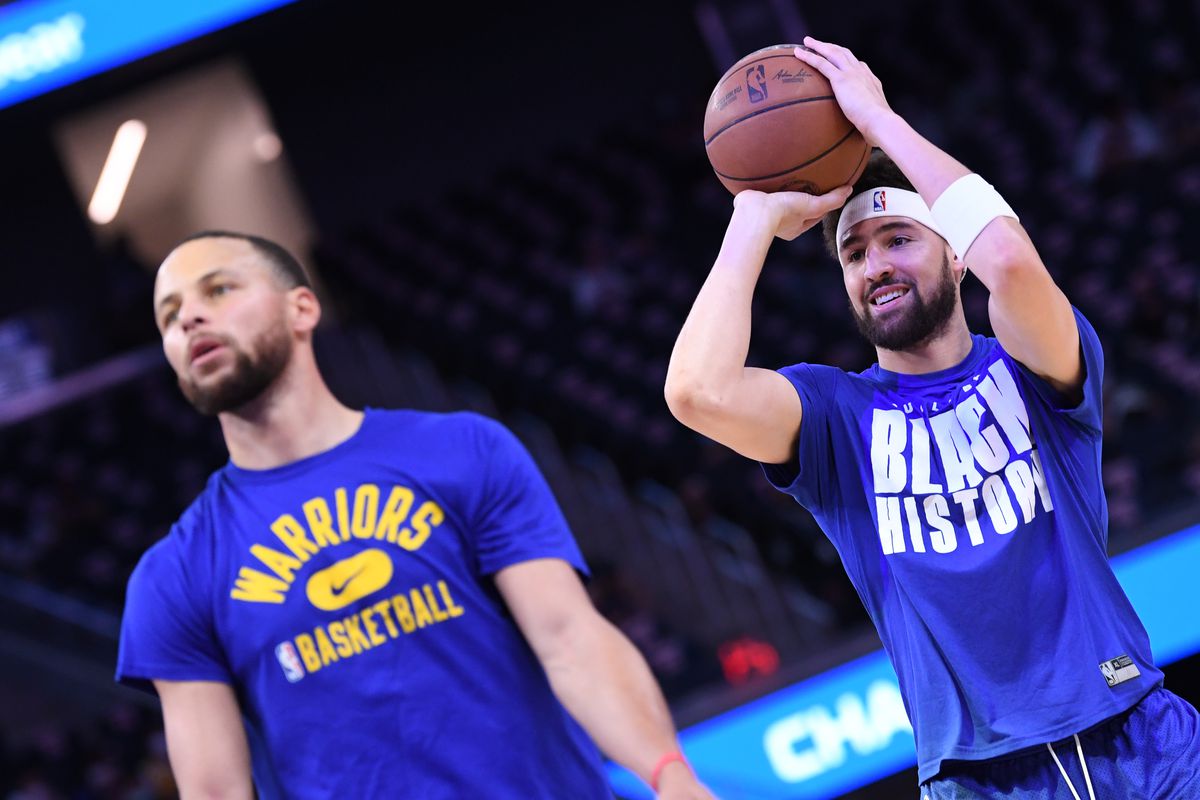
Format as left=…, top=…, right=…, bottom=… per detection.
left=306, top=549, right=394, bottom=611
left=330, top=566, right=366, bottom=596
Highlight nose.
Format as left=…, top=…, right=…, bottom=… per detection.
left=176, top=295, right=208, bottom=333
left=863, top=244, right=895, bottom=284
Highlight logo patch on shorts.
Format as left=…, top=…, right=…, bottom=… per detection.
left=1099, top=654, right=1141, bottom=687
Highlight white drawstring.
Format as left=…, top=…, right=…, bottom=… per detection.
left=1046, top=734, right=1096, bottom=800
left=1075, top=734, right=1097, bottom=800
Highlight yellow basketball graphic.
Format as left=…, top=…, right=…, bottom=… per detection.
left=306, top=549, right=394, bottom=611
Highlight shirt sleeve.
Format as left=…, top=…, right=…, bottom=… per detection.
left=759, top=363, right=837, bottom=512
left=115, top=531, right=233, bottom=693
left=464, top=415, right=589, bottom=577
left=1004, top=307, right=1104, bottom=438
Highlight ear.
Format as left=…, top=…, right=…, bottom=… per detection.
left=287, top=286, right=321, bottom=334
left=950, top=247, right=968, bottom=284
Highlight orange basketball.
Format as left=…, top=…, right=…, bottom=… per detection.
left=703, top=44, right=869, bottom=195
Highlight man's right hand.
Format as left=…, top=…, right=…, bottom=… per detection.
left=732, top=185, right=853, bottom=241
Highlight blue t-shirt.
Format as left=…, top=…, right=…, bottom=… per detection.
left=764, top=309, right=1161, bottom=782
left=117, top=409, right=612, bottom=799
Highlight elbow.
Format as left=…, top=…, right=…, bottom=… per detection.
left=664, top=376, right=724, bottom=428
left=970, top=224, right=1044, bottom=295
left=663, top=376, right=692, bottom=421
left=988, top=255, right=1046, bottom=301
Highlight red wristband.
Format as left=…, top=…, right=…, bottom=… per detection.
left=650, top=751, right=689, bottom=791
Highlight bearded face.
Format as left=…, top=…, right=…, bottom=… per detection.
left=178, top=323, right=293, bottom=415
left=155, top=238, right=304, bottom=418
left=851, top=251, right=958, bottom=352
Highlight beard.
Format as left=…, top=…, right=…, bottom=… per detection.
left=852, top=253, right=959, bottom=352
left=178, top=327, right=292, bottom=416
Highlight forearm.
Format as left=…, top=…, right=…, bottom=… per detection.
left=158, top=681, right=255, bottom=800
left=167, top=741, right=255, bottom=800
left=542, top=613, right=680, bottom=784
left=866, top=111, right=1037, bottom=286
left=865, top=111, right=971, bottom=207
left=869, top=111, right=1079, bottom=388
left=665, top=205, right=775, bottom=405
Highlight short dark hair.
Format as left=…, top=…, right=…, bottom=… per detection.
left=820, top=150, right=917, bottom=260
left=174, top=230, right=313, bottom=289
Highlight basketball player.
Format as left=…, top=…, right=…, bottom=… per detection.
left=665, top=36, right=1200, bottom=799
left=116, top=232, right=714, bottom=799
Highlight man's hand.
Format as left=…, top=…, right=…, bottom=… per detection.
left=732, top=184, right=852, bottom=241
left=793, top=36, right=895, bottom=147
left=655, top=759, right=717, bottom=799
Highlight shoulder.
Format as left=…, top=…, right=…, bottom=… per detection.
left=126, top=527, right=199, bottom=614
left=366, top=407, right=503, bottom=439
left=779, top=361, right=849, bottom=384
left=363, top=408, right=519, bottom=464
left=779, top=361, right=875, bottom=400
left=129, top=476, right=221, bottom=586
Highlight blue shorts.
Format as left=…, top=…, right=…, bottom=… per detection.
left=921, top=687, right=1200, bottom=799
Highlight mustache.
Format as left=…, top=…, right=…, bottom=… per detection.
left=864, top=277, right=909, bottom=303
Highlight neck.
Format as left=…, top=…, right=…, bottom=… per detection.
left=874, top=312, right=974, bottom=375
left=217, top=350, right=363, bottom=470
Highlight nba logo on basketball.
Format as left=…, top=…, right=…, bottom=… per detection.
left=275, top=642, right=305, bottom=682
left=873, top=190, right=886, bottom=211
left=745, top=64, right=768, bottom=103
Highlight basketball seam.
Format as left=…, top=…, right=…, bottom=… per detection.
left=712, top=127, right=859, bottom=182
left=704, top=94, right=836, bottom=147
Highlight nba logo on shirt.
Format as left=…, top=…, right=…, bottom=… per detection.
left=873, top=190, right=886, bottom=211
left=275, top=642, right=305, bottom=683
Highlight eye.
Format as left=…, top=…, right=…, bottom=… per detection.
left=208, top=283, right=232, bottom=297
left=889, top=235, right=910, bottom=247
left=846, top=250, right=864, bottom=263
left=161, top=308, right=178, bottom=328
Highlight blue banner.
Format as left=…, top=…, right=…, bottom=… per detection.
left=0, top=0, right=296, bottom=111
left=610, top=523, right=1200, bottom=798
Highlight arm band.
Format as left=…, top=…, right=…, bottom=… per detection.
left=650, top=751, right=690, bottom=791
left=929, top=173, right=1018, bottom=260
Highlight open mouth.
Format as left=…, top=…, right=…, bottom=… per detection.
left=869, top=286, right=910, bottom=308
left=189, top=338, right=228, bottom=366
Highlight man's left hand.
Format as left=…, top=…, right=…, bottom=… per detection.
left=793, top=36, right=895, bottom=147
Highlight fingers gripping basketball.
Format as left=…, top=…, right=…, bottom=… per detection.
left=703, top=44, right=869, bottom=195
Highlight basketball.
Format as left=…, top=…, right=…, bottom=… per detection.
left=703, top=44, right=870, bottom=195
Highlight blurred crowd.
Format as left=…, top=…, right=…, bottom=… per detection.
left=1, top=705, right=171, bottom=800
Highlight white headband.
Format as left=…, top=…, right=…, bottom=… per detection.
left=836, top=187, right=945, bottom=248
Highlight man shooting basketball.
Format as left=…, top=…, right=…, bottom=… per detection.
left=665, top=36, right=1199, bottom=799
left=117, top=232, right=714, bottom=799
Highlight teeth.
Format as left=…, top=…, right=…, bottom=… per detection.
left=873, top=289, right=905, bottom=306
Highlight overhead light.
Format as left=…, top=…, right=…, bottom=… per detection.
left=88, top=119, right=147, bottom=225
